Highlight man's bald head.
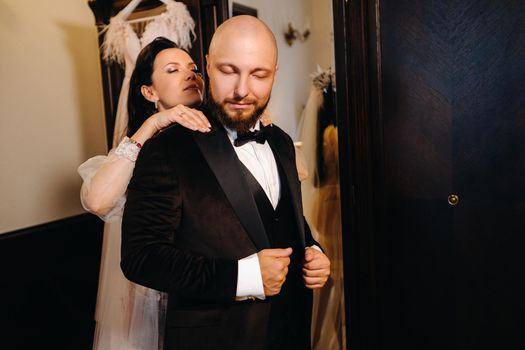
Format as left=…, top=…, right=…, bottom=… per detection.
left=208, top=15, right=278, bottom=65
left=206, top=15, right=278, bottom=133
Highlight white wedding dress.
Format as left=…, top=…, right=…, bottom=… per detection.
left=78, top=2, right=195, bottom=349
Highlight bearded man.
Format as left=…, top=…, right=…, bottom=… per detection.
left=121, top=15, right=330, bottom=350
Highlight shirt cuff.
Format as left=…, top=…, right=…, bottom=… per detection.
left=308, top=245, right=322, bottom=252
left=236, top=253, right=266, bottom=301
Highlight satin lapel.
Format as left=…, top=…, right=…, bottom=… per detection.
left=265, top=126, right=306, bottom=248
left=192, top=125, right=270, bottom=250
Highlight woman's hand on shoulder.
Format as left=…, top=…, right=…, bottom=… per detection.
left=151, top=105, right=211, bottom=133
left=260, top=109, right=273, bottom=127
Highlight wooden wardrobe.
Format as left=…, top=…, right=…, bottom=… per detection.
left=334, top=1, right=525, bottom=349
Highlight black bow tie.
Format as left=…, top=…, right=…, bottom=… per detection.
left=234, top=129, right=267, bottom=147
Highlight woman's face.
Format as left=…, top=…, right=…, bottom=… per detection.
left=146, top=48, right=204, bottom=110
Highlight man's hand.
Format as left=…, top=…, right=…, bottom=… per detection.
left=258, top=248, right=293, bottom=296
left=303, top=247, right=330, bottom=289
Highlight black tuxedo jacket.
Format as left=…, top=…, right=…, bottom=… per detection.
left=121, top=117, right=318, bottom=350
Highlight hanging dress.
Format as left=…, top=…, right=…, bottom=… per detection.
left=298, top=68, right=346, bottom=350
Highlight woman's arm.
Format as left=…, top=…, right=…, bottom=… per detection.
left=79, top=106, right=210, bottom=219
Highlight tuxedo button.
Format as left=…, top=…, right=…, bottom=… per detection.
left=274, top=217, right=279, bottom=222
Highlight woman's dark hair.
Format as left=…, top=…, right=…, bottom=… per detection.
left=127, top=37, right=178, bottom=137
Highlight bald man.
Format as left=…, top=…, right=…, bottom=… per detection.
left=121, top=16, right=330, bottom=350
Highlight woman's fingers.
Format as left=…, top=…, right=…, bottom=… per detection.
left=174, top=105, right=210, bottom=132
left=189, top=108, right=211, bottom=128
left=260, top=109, right=272, bottom=126
left=155, top=104, right=211, bottom=133
left=180, top=111, right=201, bottom=130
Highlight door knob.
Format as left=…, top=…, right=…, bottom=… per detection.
left=448, top=194, right=459, bottom=206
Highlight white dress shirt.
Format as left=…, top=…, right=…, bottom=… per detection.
left=226, top=122, right=278, bottom=300
left=228, top=122, right=321, bottom=301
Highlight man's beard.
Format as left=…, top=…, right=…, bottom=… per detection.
left=207, top=90, right=269, bottom=134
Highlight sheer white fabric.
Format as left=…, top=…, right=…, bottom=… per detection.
left=298, top=69, right=346, bottom=350
left=78, top=150, right=128, bottom=222
left=78, top=2, right=195, bottom=349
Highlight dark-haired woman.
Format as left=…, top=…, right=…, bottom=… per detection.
left=78, top=37, right=210, bottom=350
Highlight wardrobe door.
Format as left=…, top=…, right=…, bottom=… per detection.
left=378, top=1, right=456, bottom=347
left=340, top=0, right=525, bottom=349
left=380, top=1, right=525, bottom=348
left=450, top=1, right=525, bottom=346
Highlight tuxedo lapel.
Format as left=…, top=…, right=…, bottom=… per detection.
left=265, top=126, right=306, bottom=248
left=192, top=123, right=270, bottom=250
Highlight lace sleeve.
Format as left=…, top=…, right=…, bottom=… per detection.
left=78, top=150, right=131, bottom=222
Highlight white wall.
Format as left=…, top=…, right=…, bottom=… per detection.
left=0, top=1, right=106, bottom=233
left=309, top=0, right=335, bottom=70
left=228, top=0, right=334, bottom=139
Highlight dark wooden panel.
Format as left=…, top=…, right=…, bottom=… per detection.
left=449, top=2, right=525, bottom=348
left=379, top=0, right=525, bottom=349
left=342, top=0, right=525, bottom=349
left=0, top=214, right=103, bottom=350
left=332, top=0, right=382, bottom=348
left=381, top=0, right=453, bottom=199
left=378, top=3, right=457, bottom=346
left=455, top=200, right=525, bottom=349
left=379, top=199, right=455, bottom=349
left=332, top=0, right=355, bottom=348
left=451, top=1, right=525, bottom=199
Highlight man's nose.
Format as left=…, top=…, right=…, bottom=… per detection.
left=234, top=75, right=249, bottom=99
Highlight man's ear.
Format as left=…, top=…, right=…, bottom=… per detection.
left=141, top=85, right=158, bottom=103
left=205, top=54, right=211, bottom=75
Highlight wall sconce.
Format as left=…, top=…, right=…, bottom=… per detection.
left=284, top=23, right=310, bottom=46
